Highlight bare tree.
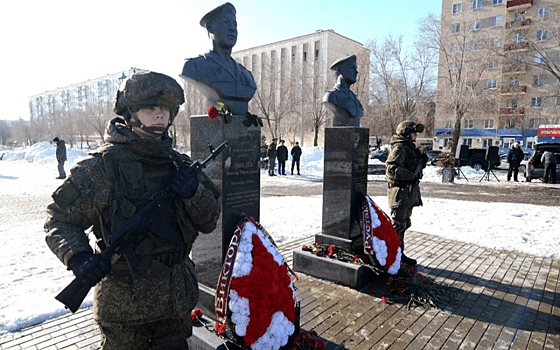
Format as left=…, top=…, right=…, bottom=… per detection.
left=0, top=120, right=11, bottom=145
left=252, top=51, right=300, bottom=142
left=367, top=33, right=437, bottom=141
left=418, top=12, right=497, bottom=155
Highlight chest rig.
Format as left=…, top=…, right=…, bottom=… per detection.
left=95, top=143, right=191, bottom=271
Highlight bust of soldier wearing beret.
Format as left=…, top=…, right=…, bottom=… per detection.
left=323, top=55, right=364, bottom=127
left=180, top=2, right=257, bottom=116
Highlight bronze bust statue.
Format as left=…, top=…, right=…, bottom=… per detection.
left=323, top=55, right=363, bottom=127
left=180, top=2, right=257, bottom=116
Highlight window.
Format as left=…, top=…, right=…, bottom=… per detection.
left=472, top=0, right=481, bottom=10
left=491, top=37, right=501, bottom=47
left=505, top=120, right=515, bottom=129
left=491, top=16, right=502, bottom=27
left=531, top=97, right=543, bottom=108
left=533, top=75, right=543, bottom=86
left=450, top=44, right=460, bottom=53
left=471, top=20, right=481, bottom=31
left=483, top=139, right=493, bottom=148
left=537, top=30, right=548, bottom=42
left=484, top=119, right=494, bottom=129
left=465, top=120, right=474, bottom=129
left=529, top=119, right=540, bottom=128
left=470, top=41, right=479, bottom=51
left=534, top=53, right=546, bottom=64
left=527, top=140, right=535, bottom=149
left=449, top=63, right=457, bottom=71
left=513, top=33, right=523, bottom=44
left=451, top=23, right=460, bottom=34
left=503, top=137, right=515, bottom=148
left=556, top=97, right=560, bottom=107
left=463, top=138, right=473, bottom=147
left=453, top=2, right=462, bottom=14
left=507, top=99, right=518, bottom=108
left=489, top=60, right=499, bottom=69
left=511, top=56, right=522, bottom=65
left=514, top=12, right=524, bottom=21
left=444, top=120, right=454, bottom=128
left=466, top=81, right=476, bottom=88
left=493, top=0, right=503, bottom=5
left=314, top=41, right=320, bottom=60
left=509, top=77, right=519, bottom=87
left=487, top=78, right=497, bottom=89
left=538, top=7, right=549, bottom=18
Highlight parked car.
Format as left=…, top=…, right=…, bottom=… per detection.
left=370, top=148, right=388, bottom=163
left=496, top=153, right=530, bottom=173
left=525, top=142, right=560, bottom=182
left=426, top=150, right=442, bottom=165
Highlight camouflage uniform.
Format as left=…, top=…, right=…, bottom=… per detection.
left=385, top=122, right=425, bottom=259
left=45, top=72, right=221, bottom=350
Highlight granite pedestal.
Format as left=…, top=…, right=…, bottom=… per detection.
left=190, top=115, right=261, bottom=318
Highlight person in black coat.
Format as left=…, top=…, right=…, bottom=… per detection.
left=291, top=142, right=302, bottom=175
left=276, top=140, right=289, bottom=175
left=507, top=143, right=524, bottom=182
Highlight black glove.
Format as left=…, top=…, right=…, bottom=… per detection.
left=169, top=168, right=199, bottom=199
left=68, top=252, right=111, bottom=287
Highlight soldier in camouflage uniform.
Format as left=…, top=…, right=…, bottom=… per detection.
left=385, top=121, right=428, bottom=267
left=45, top=71, right=221, bottom=349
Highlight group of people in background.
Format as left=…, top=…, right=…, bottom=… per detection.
left=266, top=138, right=302, bottom=176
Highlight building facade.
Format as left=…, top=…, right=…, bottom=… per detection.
left=29, top=67, right=147, bottom=122
left=435, top=0, right=560, bottom=154
left=183, top=29, right=370, bottom=147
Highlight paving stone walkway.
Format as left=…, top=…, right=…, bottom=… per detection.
left=1, top=232, right=558, bottom=350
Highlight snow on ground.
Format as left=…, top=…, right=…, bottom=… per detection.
left=0, top=142, right=559, bottom=335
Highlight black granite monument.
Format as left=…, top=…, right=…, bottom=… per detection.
left=181, top=2, right=260, bottom=319
left=293, top=55, right=371, bottom=289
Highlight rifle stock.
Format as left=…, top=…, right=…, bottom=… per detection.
left=54, top=141, right=228, bottom=312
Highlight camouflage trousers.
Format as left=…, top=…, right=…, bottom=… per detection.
left=390, top=206, right=413, bottom=252
left=99, top=317, right=190, bottom=350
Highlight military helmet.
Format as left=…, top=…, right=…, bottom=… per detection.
left=396, top=121, right=424, bottom=137
left=113, top=71, right=185, bottom=122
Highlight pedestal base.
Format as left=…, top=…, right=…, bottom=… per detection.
left=292, top=249, right=376, bottom=290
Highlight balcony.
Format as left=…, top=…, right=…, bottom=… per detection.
left=499, top=107, right=525, bottom=115
left=500, top=85, right=527, bottom=95
left=502, top=64, right=527, bottom=75
left=504, top=41, right=529, bottom=52
left=505, top=18, right=532, bottom=29
left=506, top=0, right=533, bottom=10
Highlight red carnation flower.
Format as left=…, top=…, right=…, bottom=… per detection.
left=190, top=308, right=203, bottom=321
left=214, top=322, right=227, bottom=336
left=381, top=296, right=387, bottom=304
left=207, top=106, right=219, bottom=120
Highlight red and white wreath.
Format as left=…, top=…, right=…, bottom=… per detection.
left=362, top=195, right=402, bottom=275
left=215, top=217, right=296, bottom=350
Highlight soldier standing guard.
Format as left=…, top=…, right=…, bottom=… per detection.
left=385, top=121, right=428, bottom=266
left=45, top=71, right=221, bottom=349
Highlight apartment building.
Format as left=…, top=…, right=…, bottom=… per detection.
left=29, top=67, right=147, bottom=122
left=184, top=29, right=370, bottom=147
left=435, top=0, right=560, bottom=153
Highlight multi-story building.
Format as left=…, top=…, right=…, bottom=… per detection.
left=29, top=67, right=147, bottom=122
left=435, top=0, right=560, bottom=153
left=184, top=29, right=370, bottom=147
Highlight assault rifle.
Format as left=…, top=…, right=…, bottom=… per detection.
left=55, top=141, right=228, bottom=313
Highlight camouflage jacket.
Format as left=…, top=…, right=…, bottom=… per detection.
left=45, top=118, right=221, bottom=327
left=385, top=135, right=423, bottom=209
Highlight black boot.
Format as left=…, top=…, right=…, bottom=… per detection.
left=401, top=254, right=417, bottom=266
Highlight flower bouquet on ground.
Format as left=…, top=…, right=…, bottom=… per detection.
left=214, top=216, right=299, bottom=350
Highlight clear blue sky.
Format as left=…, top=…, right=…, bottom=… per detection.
left=0, top=0, right=441, bottom=120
